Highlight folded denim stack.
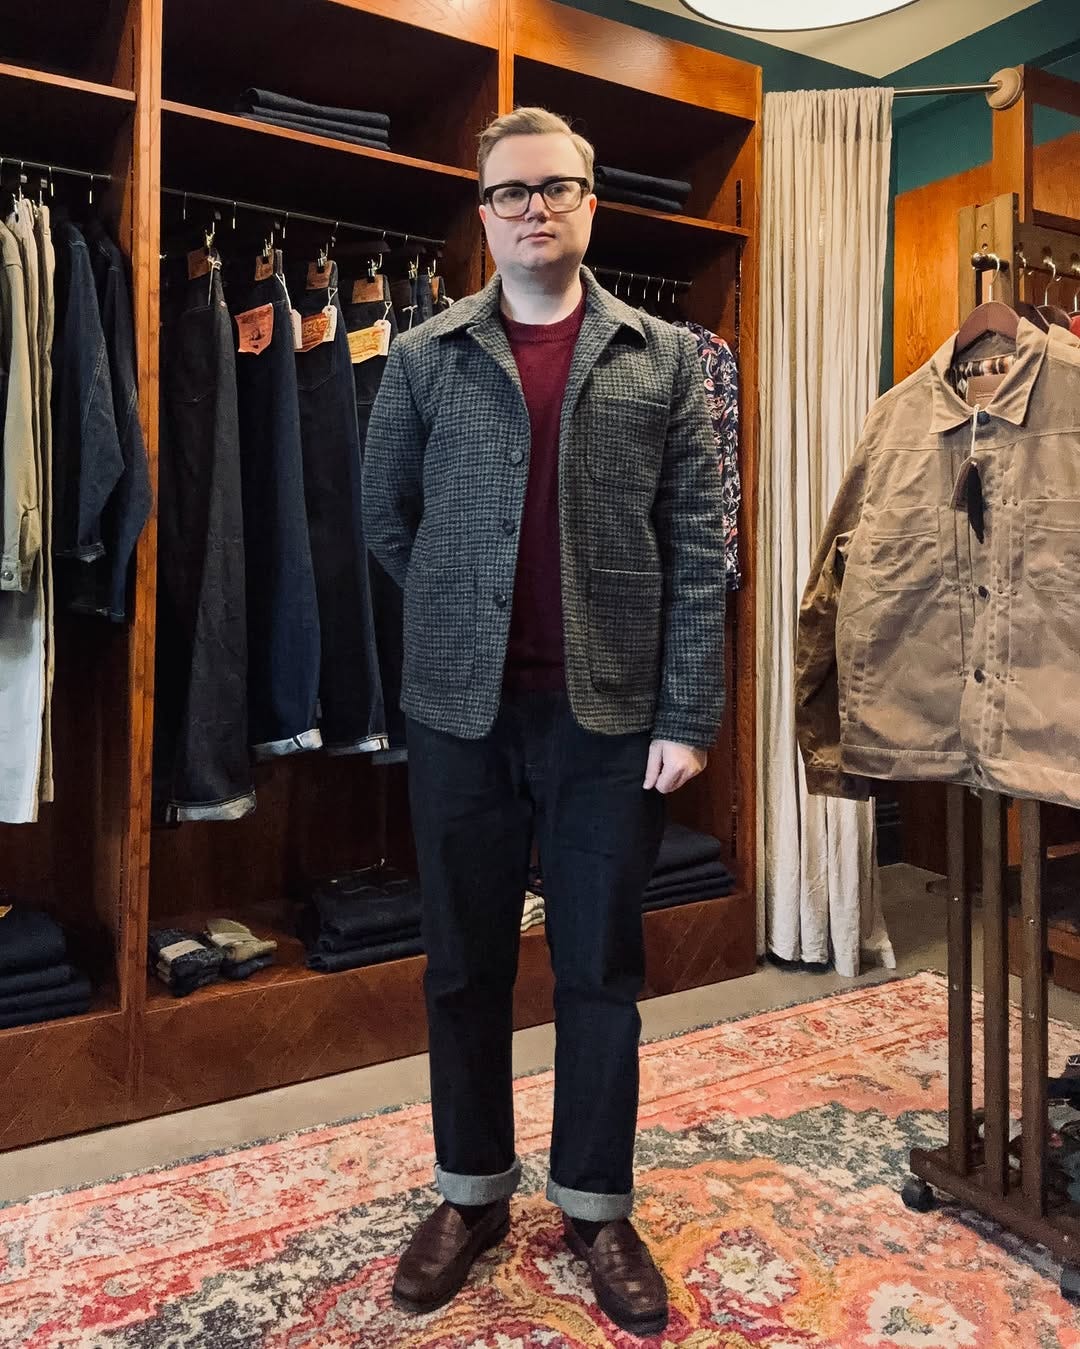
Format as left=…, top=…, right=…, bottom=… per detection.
left=594, top=165, right=692, bottom=215
left=0, top=904, right=93, bottom=1028
left=237, top=89, right=392, bottom=151
left=300, top=865, right=423, bottom=972
left=643, top=824, right=735, bottom=911
left=202, top=918, right=278, bottom=980
left=149, top=928, right=224, bottom=997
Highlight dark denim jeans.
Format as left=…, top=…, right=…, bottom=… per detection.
left=291, top=261, right=386, bottom=753
left=407, top=693, right=665, bottom=1221
left=227, top=251, right=321, bottom=759
left=155, top=255, right=254, bottom=822
left=65, top=222, right=153, bottom=622
left=343, top=275, right=405, bottom=753
left=50, top=220, right=123, bottom=562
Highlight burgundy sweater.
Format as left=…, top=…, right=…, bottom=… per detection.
left=500, top=293, right=586, bottom=692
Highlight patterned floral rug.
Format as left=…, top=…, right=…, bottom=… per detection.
left=4, top=971, right=1080, bottom=1347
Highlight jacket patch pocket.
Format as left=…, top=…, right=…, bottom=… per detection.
left=867, top=507, right=942, bottom=593
left=1024, top=500, right=1080, bottom=596
left=403, top=563, right=476, bottom=689
left=585, top=397, right=667, bottom=493
left=587, top=567, right=663, bottom=694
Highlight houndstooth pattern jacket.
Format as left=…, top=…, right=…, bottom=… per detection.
left=362, top=267, right=726, bottom=749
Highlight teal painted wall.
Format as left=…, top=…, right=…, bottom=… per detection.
left=556, top=0, right=1080, bottom=388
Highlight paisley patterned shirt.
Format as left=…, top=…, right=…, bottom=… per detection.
left=674, top=321, right=742, bottom=590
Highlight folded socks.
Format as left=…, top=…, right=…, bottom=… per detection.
left=149, top=928, right=224, bottom=995
left=203, top=917, right=278, bottom=965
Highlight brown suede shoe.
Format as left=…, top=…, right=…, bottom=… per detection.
left=563, top=1216, right=669, bottom=1337
left=392, top=1200, right=511, bottom=1314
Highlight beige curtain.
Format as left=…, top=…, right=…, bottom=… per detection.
left=756, top=88, right=895, bottom=979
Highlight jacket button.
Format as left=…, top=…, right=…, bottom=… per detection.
left=974, top=668, right=986, bottom=683
left=508, top=449, right=524, bottom=466
left=977, top=409, right=990, bottom=425
left=977, top=585, right=989, bottom=599
left=494, top=592, right=508, bottom=608
left=0, top=569, right=11, bottom=583
left=501, top=519, right=515, bottom=536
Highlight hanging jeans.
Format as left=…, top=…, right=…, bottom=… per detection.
left=227, top=252, right=321, bottom=759
left=66, top=222, right=153, bottom=623
left=290, top=260, right=386, bottom=754
left=155, top=254, right=254, bottom=822
left=406, top=692, right=665, bottom=1222
left=343, top=274, right=405, bottom=757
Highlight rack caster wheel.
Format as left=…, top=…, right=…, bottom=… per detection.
left=901, top=1176, right=937, bottom=1213
left=1060, top=1263, right=1080, bottom=1304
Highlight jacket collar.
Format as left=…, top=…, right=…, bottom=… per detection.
left=927, top=317, right=1071, bottom=434
left=435, top=266, right=647, bottom=344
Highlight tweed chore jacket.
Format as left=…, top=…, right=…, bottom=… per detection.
left=362, top=267, right=727, bottom=749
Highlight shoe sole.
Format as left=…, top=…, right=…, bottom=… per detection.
left=563, top=1230, right=669, bottom=1338
left=392, top=1216, right=511, bottom=1316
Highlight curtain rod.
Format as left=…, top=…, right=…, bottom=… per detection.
left=892, top=81, right=999, bottom=97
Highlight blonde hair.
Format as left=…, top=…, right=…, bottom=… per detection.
left=478, top=106, right=595, bottom=191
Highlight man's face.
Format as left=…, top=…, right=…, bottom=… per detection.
left=479, top=133, right=597, bottom=279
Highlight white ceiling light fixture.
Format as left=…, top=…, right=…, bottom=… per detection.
left=677, top=0, right=918, bottom=31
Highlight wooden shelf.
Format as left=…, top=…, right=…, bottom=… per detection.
left=0, top=62, right=135, bottom=165
left=162, top=0, right=499, bottom=170
left=162, top=102, right=481, bottom=241
left=0, top=0, right=132, bottom=88
left=513, top=0, right=758, bottom=123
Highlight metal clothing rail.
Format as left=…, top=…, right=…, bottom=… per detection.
left=591, top=265, right=692, bottom=302
left=161, top=187, right=446, bottom=249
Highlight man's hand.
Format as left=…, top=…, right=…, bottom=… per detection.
left=644, top=741, right=708, bottom=795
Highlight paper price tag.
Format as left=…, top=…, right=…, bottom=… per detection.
left=297, top=307, right=338, bottom=352
left=351, top=278, right=384, bottom=304
left=0, top=905, right=11, bottom=920
left=235, top=303, right=274, bottom=355
left=348, top=319, right=391, bottom=363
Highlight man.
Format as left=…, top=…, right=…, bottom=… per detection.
left=363, top=107, right=726, bottom=1338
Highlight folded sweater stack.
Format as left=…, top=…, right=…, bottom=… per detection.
left=594, top=164, right=692, bottom=216
left=0, top=904, right=93, bottom=1029
left=237, top=88, right=392, bottom=152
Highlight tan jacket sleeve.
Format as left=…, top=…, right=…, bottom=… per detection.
left=0, top=233, right=40, bottom=592
left=794, top=441, right=875, bottom=801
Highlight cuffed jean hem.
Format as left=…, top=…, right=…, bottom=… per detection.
left=546, top=1178, right=634, bottom=1222
left=165, top=790, right=257, bottom=824
left=324, top=734, right=389, bottom=756
left=253, top=728, right=323, bottom=760
left=435, top=1158, right=522, bottom=1206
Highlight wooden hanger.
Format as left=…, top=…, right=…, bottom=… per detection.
left=955, top=300, right=1019, bottom=355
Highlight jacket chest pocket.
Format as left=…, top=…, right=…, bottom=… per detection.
left=866, top=507, right=942, bottom=592
left=1024, top=500, right=1080, bottom=597
left=583, top=396, right=667, bottom=495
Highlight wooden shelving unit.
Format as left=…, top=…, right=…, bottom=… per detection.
left=0, top=0, right=761, bottom=1152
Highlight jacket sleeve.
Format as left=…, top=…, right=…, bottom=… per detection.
left=794, top=442, right=875, bottom=800
left=0, top=249, right=40, bottom=592
left=651, top=329, right=727, bottom=750
left=361, top=340, right=427, bottom=590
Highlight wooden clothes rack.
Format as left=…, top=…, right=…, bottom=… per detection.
left=0, top=0, right=761, bottom=1151
left=899, top=68, right=1080, bottom=1300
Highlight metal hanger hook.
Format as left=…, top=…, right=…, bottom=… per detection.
left=1043, top=251, right=1057, bottom=306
